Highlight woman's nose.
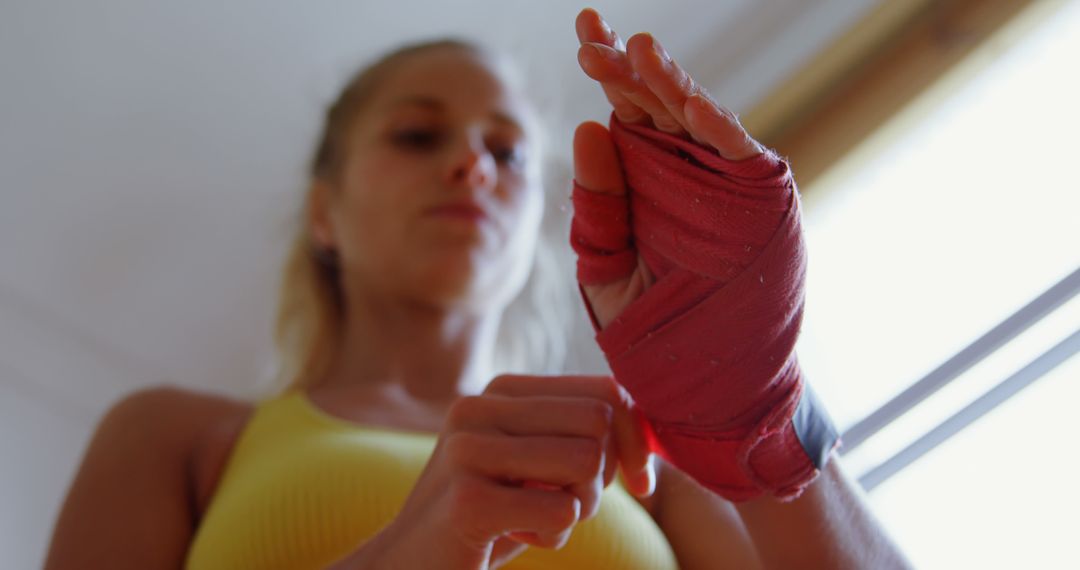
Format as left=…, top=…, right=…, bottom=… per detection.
left=448, top=140, right=496, bottom=191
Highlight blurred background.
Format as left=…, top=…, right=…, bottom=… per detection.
left=2, top=0, right=1078, bottom=567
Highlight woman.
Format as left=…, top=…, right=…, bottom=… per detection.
left=45, top=9, right=911, bottom=569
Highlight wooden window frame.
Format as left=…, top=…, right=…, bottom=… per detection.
left=744, top=0, right=1053, bottom=190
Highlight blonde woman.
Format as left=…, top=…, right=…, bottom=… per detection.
left=46, top=9, right=910, bottom=569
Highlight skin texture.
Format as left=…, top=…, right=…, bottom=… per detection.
left=305, top=47, right=545, bottom=408
left=44, top=387, right=252, bottom=569
left=332, top=375, right=654, bottom=570
left=45, top=9, right=913, bottom=570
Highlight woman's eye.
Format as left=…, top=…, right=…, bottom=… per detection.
left=490, top=144, right=524, bottom=167
left=391, top=129, right=442, bottom=149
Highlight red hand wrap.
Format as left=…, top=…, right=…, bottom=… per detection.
left=571, top=116, right=839, bottom=502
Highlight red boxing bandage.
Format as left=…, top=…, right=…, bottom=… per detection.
left=571, top=116, right=840, bottom=502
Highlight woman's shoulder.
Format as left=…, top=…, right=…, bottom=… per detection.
left=111, top=383, right=251, bottom=411
left=105, top=385, right=255, bottom=514
left=104, top=384, right=254, bottom=441
left=45, top=386, right=256, bottom=567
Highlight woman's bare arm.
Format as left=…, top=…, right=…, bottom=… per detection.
left=651, top=453, right=911, bottom=570
left=44, top=386, right=246, bottom=569
left=735, top=453, right=913, bottom=569
left=648, top=459, right=765, bottom=570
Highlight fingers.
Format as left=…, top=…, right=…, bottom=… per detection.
left=421, top=375, right=659, bottom=559
left=444, top=388, right=612, bottom=519
left=446, top=393, right=615, bottom=513
left=574, top=7, right=622, bottom=50
left=575, top=8, right=682, bottom=134
left=446, top=432, right=604, bottom=504
left=573, top=121, right=625, bottom=195
left=683, top=92, right=763, bottom=160
left=625, top=33, right=695, bottom=135
left=577, top=43, right=683, bottom=134
left=447, top=395, right=614, bottom=440
left=575, top=9, right=766, bottom=160
left=484, top=375, right=655, bottom=497
left=452, top=475, right=581, bottom=549
left=489, top=537, right=528, bottom=569
left=571, top=121, right=638, bottom=286
left=434, top=373, right=657, bottom=559
left=574, top=8, right=649, bottom=125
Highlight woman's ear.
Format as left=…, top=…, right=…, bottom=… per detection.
left=307, top=178, right=338, bottom=250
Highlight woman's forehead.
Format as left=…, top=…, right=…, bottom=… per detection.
left=387, top=94, right=525, bottom=131
left=370, top=49, right=531, bottom=127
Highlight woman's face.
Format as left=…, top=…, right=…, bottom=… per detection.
left=313, top=48, right=543, bottom=312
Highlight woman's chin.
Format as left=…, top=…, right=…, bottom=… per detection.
left=408, top=253, right=523, bottom=312
left=403, top=255, right=480, bottom=302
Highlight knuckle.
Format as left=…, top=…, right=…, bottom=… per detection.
left=613, top=102, right=646, bottom=120
left=571, top=438, right=604, bottom=479
left=443, top=432, right=479, bottom=467
left=575, top=480, right=604, bottom=521
left=580, top=496, right=602, bottom=523
left=655, top=117, right=683, bottom=133
left=674, top=73, right=695, bottom=95
left=550, top=494, right=581, bottom=531
left=592, top=376, right=631, bottom=412
left=447, top=477, right=487, bottom=528
left=615, top=110, right=646, bottom=126
left=594, top=375, right=621, bottom=403
left=583, top=401, right=614, bottom=435
left=485, top=374, right=517, bottom=395
left=446, top=395, right=485, bottom=429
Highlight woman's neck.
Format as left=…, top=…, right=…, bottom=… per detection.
left=315, top=290, right=500, bottom=410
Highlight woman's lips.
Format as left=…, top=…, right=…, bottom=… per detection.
left=424, top=202, right=491, bottom=223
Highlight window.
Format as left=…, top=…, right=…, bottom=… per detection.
left=796, top=1, right=1080, bottom=566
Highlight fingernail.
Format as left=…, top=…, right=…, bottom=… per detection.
left=689, top=92, right=719, bottom=117
left=599, top=19, right=617, bottom=44
left=585, top=43, right=621, bottom=62
left=646, top=34, right=672, bottom=65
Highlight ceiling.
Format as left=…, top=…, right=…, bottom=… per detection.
left=0, top=0, right=884, bottom=420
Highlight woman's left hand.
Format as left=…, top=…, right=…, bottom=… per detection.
left=571, top=8, right=766, bottom=327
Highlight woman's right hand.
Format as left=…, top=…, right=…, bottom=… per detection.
left=336, top=374, right=655, bottom=570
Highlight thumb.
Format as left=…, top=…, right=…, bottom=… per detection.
left=573, top=120, right=626, bottom=195
left=571, top=121, right=636, bottom=286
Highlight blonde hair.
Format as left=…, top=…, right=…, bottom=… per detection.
left=271, top=39, right=570, bottom=393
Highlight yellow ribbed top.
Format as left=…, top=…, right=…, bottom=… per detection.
left=185, top=391, right=679, bottom=569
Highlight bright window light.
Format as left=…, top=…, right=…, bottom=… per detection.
left=795, top=1, right=1080, bottom=567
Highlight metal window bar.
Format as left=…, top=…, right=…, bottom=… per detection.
left=858, top=327, right=1080, bottom=491
left=840, top=266, right=1080, bottom=454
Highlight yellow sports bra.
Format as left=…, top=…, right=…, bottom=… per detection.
left=185, top=391, right=679, bottom=569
